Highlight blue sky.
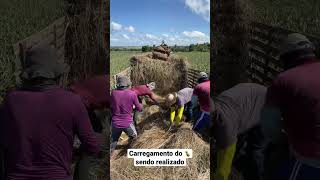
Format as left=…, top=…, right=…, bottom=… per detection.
left=111, top=0, right=210, bottom=46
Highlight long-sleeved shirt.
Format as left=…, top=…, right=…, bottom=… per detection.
left=177, top=88, right=194, bottom=106
left=131, top=85, right=156, bottom=102
left=111, top=89, right=142, bottom=128
left=70, top=75, right=110, bottom=110
left=0, top=87, right=100, bottom=180
left=265, top=58, right=320, bottom=158
left=193, top=80, right=210, bottom=112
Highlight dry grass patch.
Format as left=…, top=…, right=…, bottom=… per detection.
left=110, top=104, right=210, bottom=180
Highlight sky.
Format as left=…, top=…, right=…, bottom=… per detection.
left=110, top=0, right=210, bottom=46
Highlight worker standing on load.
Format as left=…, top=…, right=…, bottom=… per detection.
left=165, top=88, right=197, bottom=126
left=210, top=83, right=268, bottom=180
left=131, top=82, right=162, bottom=126
left=69, top=75, right=110, bottom=180
left=110, top=76, right=142, bottom=156
left=0, top=45, right=100, bottom=180
left=193, top=72, right=211, bottom=133
left=261, top=33, right=320, bottom=180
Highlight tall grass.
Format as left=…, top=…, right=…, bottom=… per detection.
left=0, top=0, right=65, bottom=101
left=175, top=51, right=210, bottom=72
left=252, top=0, right=320, bottom=35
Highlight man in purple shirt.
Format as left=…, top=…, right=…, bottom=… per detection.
left=110, top=76, right=142, bottom=156
left=261, top=33, right=320, bottom=179
left=0, top=45, right=100, bottom=180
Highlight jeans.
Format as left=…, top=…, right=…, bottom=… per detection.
left=233, top=125, right=268, bottom=180
left=193, top=111, right=211, bottom=132
left=110, top=122, right=137, bottom=154
left=184, top=96, right=197, bottom=122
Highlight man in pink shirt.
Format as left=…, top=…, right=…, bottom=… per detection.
left=131, top=82, right=162, bottom=126
left=193, top=72, right=211, bottom=134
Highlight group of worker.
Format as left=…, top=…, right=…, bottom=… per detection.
left=110, top=71, right=211, bottom=155
left=208, top=33, right=320, bottom=180
left=0, top=32, right=319, bottom=180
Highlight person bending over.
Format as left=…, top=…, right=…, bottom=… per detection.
left=211, top=83, right=268, bottom=180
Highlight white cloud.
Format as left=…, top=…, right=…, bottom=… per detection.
left=169, top=37, right=175, bottom=41
left=185, top=0, right=210, bottom=22
left=182, top=31, right=206, bottom=38
left=111, top=38, right=119, bottom=41
left=111, top=21, right=122, bottom=31
left=162, top=34, right=169, bottom=37
left=146, top=34, right=158, bottom=40
left=125, top=26, right=135, bottom=33
left=122, top=34, right=130, bottom=39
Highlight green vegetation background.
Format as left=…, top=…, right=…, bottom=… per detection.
left=0, top=0, right=65, bottom=102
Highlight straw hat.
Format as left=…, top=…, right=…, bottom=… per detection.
left=165, top=93, right=177, bottom=106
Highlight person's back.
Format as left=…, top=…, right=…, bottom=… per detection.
left=111, top=89, right=141, bottom=128
left=267, top=60, right=320, bottom=158
left=212, top=83, right=267, bottom=180
left=194, top=80, right=210, bottom=112
left=0, top=88, right=99, bottom=180
left=177, top=88, right=194, bottom=106
left=216, top=83, right=267, bottom=134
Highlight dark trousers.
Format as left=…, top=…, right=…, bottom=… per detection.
left=233, top=125, right=268, bottom=180
left=185, top=96, right=198, bottom=123
left=73, top=109, right=103, bottom=180
left=73, top=156, right=94, bottom=180
left=0, top=146, right=6, bottom=180
left=87, top=109, right=103, bottom=133
left=133, top=97, right=142, bottom=127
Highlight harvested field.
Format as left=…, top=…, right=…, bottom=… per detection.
left=130, top=54, right=189, bottom=95
left=110, top=104, right=210, bottom=180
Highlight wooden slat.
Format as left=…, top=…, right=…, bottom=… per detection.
left=247, top=67, right=273, bottom=82
left=249, top=48, right=281, bottom=66
left=251, top=57, right=280, bottom=75
left=249, top=38, right=279, bottom=54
